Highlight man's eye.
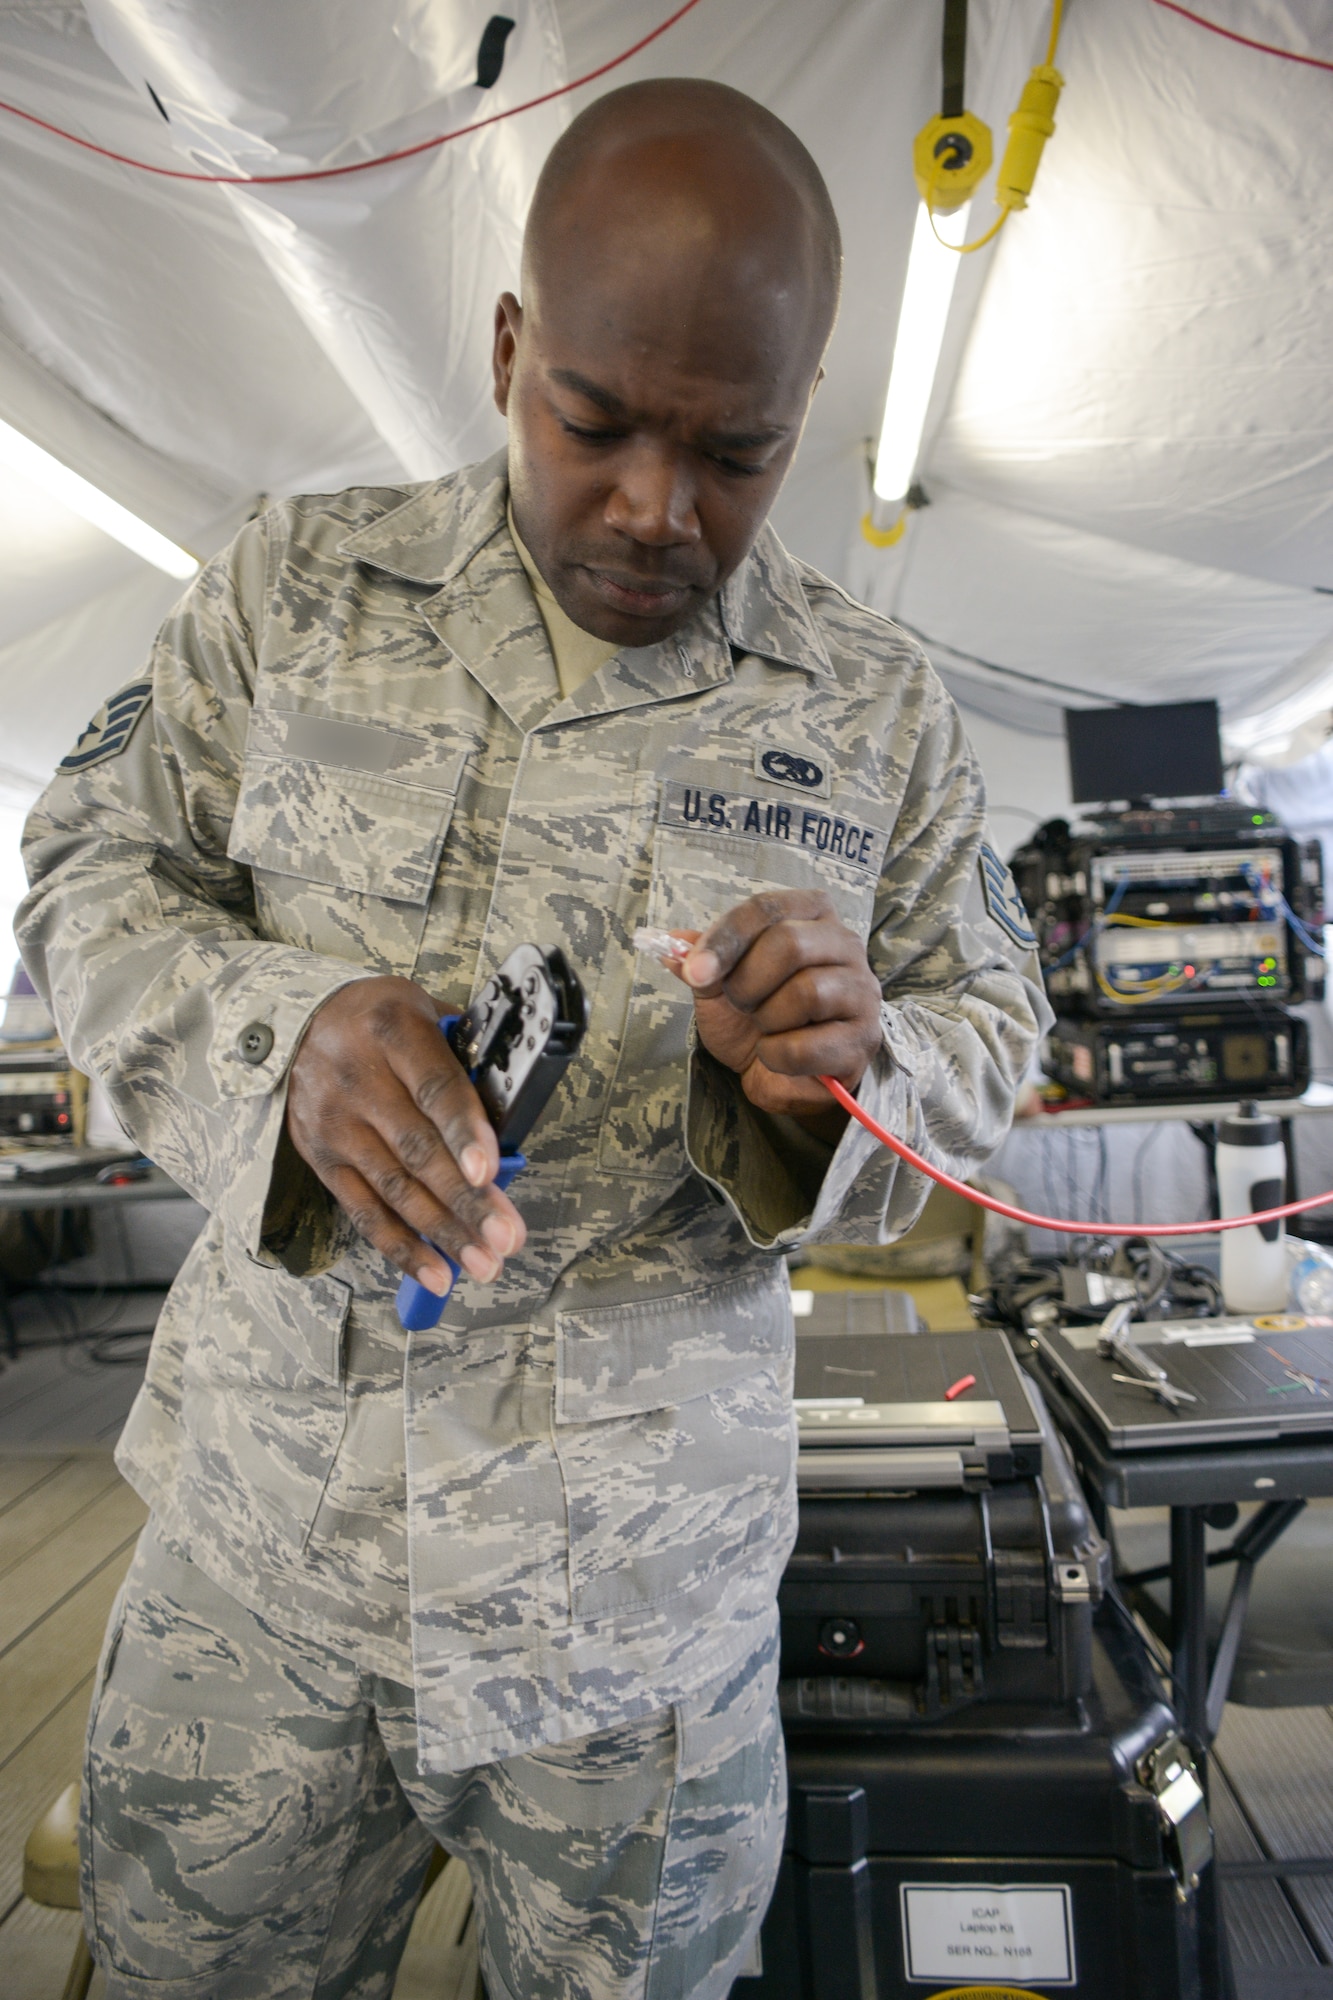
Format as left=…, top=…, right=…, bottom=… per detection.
left=710, top=454, right=766, bottom=478
left=558, top=419, right=621, bottom=445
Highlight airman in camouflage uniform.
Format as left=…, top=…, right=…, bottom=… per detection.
left=19, top=77, right=1047, bottom=2000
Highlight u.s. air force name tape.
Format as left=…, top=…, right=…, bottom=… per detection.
left=661, top=780, right=885, bottom=875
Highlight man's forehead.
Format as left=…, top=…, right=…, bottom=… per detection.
left=540, top=356, right=804, bottom=444
left=528, top=267, right=819, bottom=407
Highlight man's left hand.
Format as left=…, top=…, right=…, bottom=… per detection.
left=677, top=890, right=882, bottom=1126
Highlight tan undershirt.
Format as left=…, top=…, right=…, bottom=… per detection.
left=508, top=502, right=618, bottom=699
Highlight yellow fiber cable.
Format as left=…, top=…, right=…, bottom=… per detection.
left=1095, top=969, right=1193, bottom=1006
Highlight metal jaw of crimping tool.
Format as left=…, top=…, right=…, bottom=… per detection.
left=396, top=943, right=587, bottom=1332
left=1097, top=1300, right=1198, bottom=1410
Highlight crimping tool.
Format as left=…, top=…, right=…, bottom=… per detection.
left=396, top=942, right=587, bottom=1331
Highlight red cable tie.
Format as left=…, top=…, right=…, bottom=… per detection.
left=0, top=0, right=707, bottom=185
left=819, top=1075, right=1333, bottom=1239
left=1151, top=1, right=1333, bottom=75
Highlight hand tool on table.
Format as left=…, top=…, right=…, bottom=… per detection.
left=396, top=942, right=587, bottom=1332
left=1097, top=1300, right=1199, bottom=1411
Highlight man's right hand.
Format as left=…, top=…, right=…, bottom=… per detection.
left=285, top=978, right=526, bottom=1294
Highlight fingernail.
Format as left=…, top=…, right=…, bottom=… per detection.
left=460, top=1243, right=500, bottom=1282
left=461, top=1144, right=489, bottom=1187
left=418, top=1265, right=451, bottom=1296
left=686, top=949, right=719, bottom=986
left=482, top=1215, right=515, bottom=1256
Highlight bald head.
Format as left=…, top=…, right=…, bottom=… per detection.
left=524, top=79, right=841, bottom=362
left=492, top=79, right=842, bottom=646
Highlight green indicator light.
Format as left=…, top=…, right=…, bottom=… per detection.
left=1252, top=813, right=1265, bottom=824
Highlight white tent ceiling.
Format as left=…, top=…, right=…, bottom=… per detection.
left=1, top=0, right=1331, bottom=851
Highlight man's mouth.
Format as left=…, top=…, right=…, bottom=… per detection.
left=579, top=567, right=698, bottom=618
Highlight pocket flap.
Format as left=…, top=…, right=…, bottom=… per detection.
left=555, top=1266, right=792, bottom=1423
left=226, top=1244, right=352, bottom=1385
left=228, top=744, right=463, bottom=904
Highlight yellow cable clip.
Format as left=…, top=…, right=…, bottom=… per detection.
left=860, top=509, right=909, bottom=549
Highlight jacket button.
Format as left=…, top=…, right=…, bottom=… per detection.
left=238, top=1022, right=275, bottom=1065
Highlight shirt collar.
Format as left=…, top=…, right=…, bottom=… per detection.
left=339, top=451, right=834, bottom=681
left=719, top=524, right=834, bottom=679
left=337, top=448, right=509, bottom=585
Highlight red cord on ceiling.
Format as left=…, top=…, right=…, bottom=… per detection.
left=820, top=1075, right=1333, bottom=1239
left=1152, top=0, right=1333, bottom=74
left=0, top=0, right=706, bottom=185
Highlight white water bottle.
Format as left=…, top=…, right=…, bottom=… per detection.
left=1217, top=1102, right=1288, bottom=1313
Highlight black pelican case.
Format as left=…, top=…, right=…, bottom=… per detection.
left=733, top=1612, right=1216, bottom=2000
left=781, top=1321, right=1110, bottom=1720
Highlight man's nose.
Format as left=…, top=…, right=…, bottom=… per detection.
left=604, top=444, right=701, bottom=546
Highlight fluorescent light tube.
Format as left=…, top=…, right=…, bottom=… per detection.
left=0, top=417, right=199, bottom=579
left=873, top=202, right=971, bottom=505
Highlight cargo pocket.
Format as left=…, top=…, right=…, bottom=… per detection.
left=222, top=1241, right=353, bottom=1387
left=597, top=814, right=884, bottom=1177
left=553, top=1266, right=795, bottom=1619
left=179, top=1246, right=352, bottom=1545
left=227, top=743, right=466, bottom=975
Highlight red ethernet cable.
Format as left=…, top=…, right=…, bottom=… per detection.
left=819, top=1076, right=1333, bottom=1239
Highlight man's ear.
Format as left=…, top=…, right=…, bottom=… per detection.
left=492, top=293, right=523, bottom=417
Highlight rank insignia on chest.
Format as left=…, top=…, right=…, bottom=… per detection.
left=59, top=682, right=152, bottom=774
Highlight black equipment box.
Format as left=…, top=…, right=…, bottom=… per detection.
left=1045, top=1007, right=1309, bottom=1105
left=795, top=1324, right=1045, bottom=1490
left=734, top=1614, right=1215, bottom=2000
left=1009, top=816, right=1324, bottom=1020
left=783, top=1327, right=1109, bottom=1722
left=0, top=1048, right=84, bottom=1139
left=1031, top=1314, right=1333, bottom=1452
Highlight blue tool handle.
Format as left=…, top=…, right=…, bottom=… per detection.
left=396, top=1147, right=527, bottom=1331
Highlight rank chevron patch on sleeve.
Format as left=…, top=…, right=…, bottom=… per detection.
left=979, top=841, right=1038, bottom=949
left=59, top=681, right=153, bottom=774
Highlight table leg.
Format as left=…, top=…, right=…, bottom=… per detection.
left=0, top=1281, right=14, bottom=1360
left=1170, top=1505, right=1238, bottom=1999
left=1170, top=1505, right=1210, bottom=1753
left=1205, top=1499, right=1306, bottom=1740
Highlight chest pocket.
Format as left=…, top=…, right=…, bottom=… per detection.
left=597, top=783, right=888, bottom=1178
left=227, top=714, right=468, bottom=976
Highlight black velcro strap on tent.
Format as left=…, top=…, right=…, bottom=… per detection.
left=941, top=0, right=968, bottom=118
left=476, top=16, right=516, bottom=90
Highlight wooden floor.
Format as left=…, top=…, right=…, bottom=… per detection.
left=0, top=1450, right=145, bottom=1998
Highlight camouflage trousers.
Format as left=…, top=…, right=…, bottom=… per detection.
left=82, top=1518, right=785, bottom=2000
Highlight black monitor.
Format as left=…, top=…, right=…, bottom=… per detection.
left=1064, top=699, right=1223, bottom=805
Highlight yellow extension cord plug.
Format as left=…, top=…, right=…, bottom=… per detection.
left=995, top=63, right=1064, bottom=214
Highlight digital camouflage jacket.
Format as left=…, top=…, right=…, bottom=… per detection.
left=18, top=451, right=1049, bottom=1773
